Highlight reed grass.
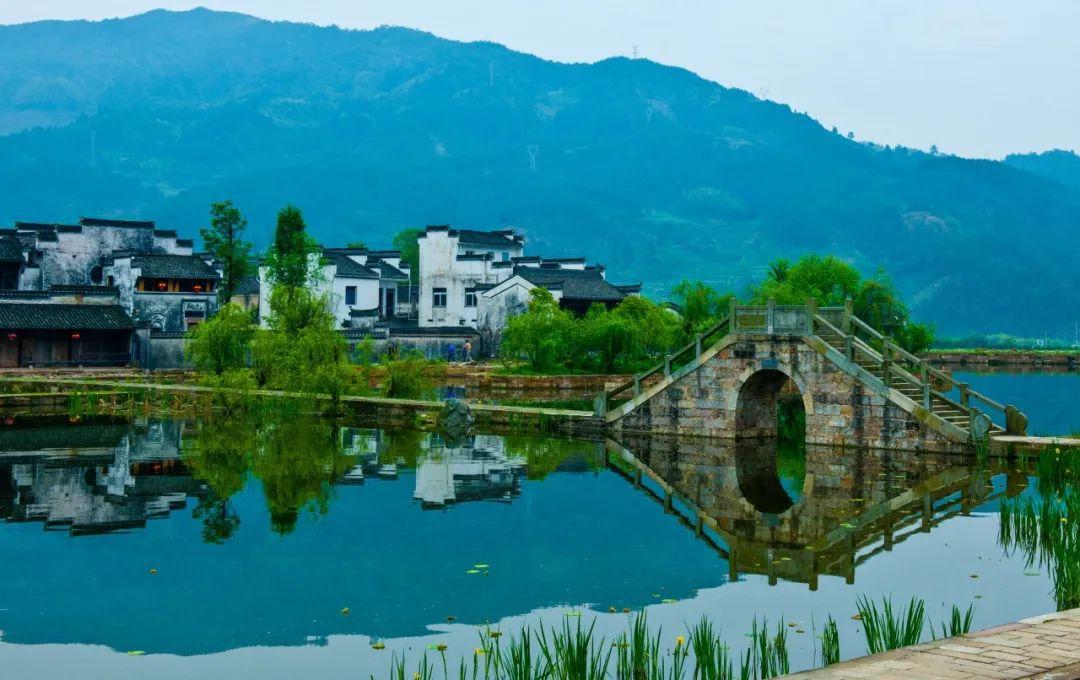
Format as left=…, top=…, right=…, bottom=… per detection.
left=855, top=595, right=925, bottom=654
left=999, top=445, right=1080, bottom=610
left=819, top=616, right=840, bottom=667
left=742, top=618, right=789, bottom=679
left=688, top=616, right=735, bottom=680
left=934, top=604, right=975, bottom=640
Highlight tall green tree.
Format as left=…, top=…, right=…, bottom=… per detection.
left=392, top=228, right=422, bottom=276
left=201, top=200, right=254, bottom=302
left=670, top=280, right=733, bottom=333
left=266, top=204, right=317, bottom=289
left=185, top=302, right=256, bottom=375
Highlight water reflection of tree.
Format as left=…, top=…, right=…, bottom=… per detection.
left=184, top=415, right=356, bottom=539
left=183, top=419, right=253, bottom=544
left=252, top=417, right=354, bottom=535
left=503, top=435, right=600, bottom=480
left=999, top=449, right=1079, bottom=610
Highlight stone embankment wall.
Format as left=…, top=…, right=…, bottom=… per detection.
left=613, top=336, right=964, bottom=453
left=926, top=350, right=1080, bottom=370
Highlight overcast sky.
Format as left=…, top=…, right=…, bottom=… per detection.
left=2, top=0, right=1076, bottom=159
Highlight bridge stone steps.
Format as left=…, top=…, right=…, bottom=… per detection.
left=817, top=330, right=978, bottom=436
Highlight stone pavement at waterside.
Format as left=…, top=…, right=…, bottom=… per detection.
left=788, top=608, right=1080, bottom=679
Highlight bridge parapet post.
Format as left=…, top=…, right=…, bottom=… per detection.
left=766, top=298, right=776, bottom=334
left=958, top=383, right=970, bottom=409
left=806, top=297, right=817, bottom=335
left=843, top=295, right=854, bottom=334
left=919, top=361, right=931, bottom=408
left=633, top=374, right=642, bottom=397
left=695, top=334, right=703, bottom=358
left=664, top=356, right=672, bottom=377
left=844, top=334, right=854, bottom=361
left=882, top=337, right=892, bottom=388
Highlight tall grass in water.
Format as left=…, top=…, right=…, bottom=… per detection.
left=855, top=595, right=925, bottom=654
left=819, top=616, right=840, bottom=667
left=934, top=604, right=975, bottom=640
left=999, top=446, right=1080, bottom=610
left=537, top=619, right=612, bottom=680
left=742, top=618, right=789, bottom=679
left=689, top=617, right=735, bottom=680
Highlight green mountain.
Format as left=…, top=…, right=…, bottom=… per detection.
left=1, top=8, right=1078, bottom=336
left=1005, top=150, right=1080, bottom=192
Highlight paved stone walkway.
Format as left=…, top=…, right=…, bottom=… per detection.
left=789, top=608, right=1080, bottom=679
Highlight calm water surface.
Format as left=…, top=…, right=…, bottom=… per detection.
left=950, top=370, right=1080, bottom=435
left=0, top=413, right=1066, bottom=679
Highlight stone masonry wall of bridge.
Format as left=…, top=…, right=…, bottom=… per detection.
left=610, top=335, right=966, bottom=453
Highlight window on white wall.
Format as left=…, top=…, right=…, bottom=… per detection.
left=345, top=286, right=357, bottom=306
left=464, top=291, right=477, bottom=307
left=433, top=287, right=447, bottom=307
left=501, top=252, right=510, bottom=262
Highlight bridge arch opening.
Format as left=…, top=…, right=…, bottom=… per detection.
left=735, top=369, right=806, bottom=442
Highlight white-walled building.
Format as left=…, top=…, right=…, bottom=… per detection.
left=257, top=247, right=410, bottom=330
left=416, top=226, right=524, bottom=328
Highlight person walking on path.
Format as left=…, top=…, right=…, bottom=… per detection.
left=463, top=340, right=473, bottom=363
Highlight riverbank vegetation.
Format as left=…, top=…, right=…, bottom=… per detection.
left=375, top=598, right=976, bottom=680
left=500, top=254, right=935, bottom=375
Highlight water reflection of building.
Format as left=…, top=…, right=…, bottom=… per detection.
left=414, top=435, right=525, bottom=508
left=610, top=434, right=1020, bottom=590
left=0, top=418, right=197, bottom=535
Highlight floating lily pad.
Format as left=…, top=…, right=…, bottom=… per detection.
left=126, top=651, right=146, bottom=656
left=474, top=564, right=490, bottom=568
left=466, top=569, right=480, bottom=574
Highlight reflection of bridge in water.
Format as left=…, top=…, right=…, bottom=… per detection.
left=609, top=434, right=1026, bottom=589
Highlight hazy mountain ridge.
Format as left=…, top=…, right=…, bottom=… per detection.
left=1, top=8, right=1078, bottom=336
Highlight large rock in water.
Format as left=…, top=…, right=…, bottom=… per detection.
left=438, top=399, right=474, bottom=445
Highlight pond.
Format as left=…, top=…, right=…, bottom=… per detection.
left=948, top=369, right=1080, bottom=435
left=0, top=412, right=1074, bottom=679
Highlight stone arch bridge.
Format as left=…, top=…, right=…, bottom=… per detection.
left=598, top=301, right=1028, bottom=453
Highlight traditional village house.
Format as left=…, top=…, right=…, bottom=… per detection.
left=0, top=217, right=210, bottom=367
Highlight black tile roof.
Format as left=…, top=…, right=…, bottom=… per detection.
left=153, top=229, right=178, bottom=238
left=325, top=252, right=379, bottom=279
left=370, top=259, right=409, bottom=280
left=454, top=229, right=522, bottom=247
left=81, top=217, right=155, bottom=229
left=132, top=254, right=220, bottom=280
left=0, top=303, right=135, bottom=330
left=232, top=276, right=260, bottom=295
left=516, top=267, right=627, bottom=302
left=49, top=285, right=120, bottom=296
left=175, top=239, right=193, bottom=248
left=0, top=235, right=24, bottom=263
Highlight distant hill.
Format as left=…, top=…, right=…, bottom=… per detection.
left=1005, top=149, right=1080, bottom=192
left=1, top=8, right=1078, bottom=336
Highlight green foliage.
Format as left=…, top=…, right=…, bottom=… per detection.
left=201, top=200, right=254, bottom=301
left=855, top=595, right=926, bottom=654
left=670, top=280, right=733, bottom=334
left=999, top=447, right=1080, bottom=610
left=392, top=228, right=422, bottom=276
left=185, top=302, right=255, bottom=375
left=250, top=288, right=355, bottom=407
left=743, top=618, right=790, bottom=679
left=935, top=604, right=975, bottom=640
left=501, top=290, right=685, bottom=374
left=752, top=255, right=934, bottom=353
left=252, top=416, right=353, bottom=534
left=689, top=616, right=735, bottom=680
left=536, top=619, right=611, bottom=680
left=501, top=288, right=575, bottom=372
left=265, top=204, right=318, bottom=289
left=819, top=616, right=840, bottom=667
left=384, top=352, right=435, bottom=398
